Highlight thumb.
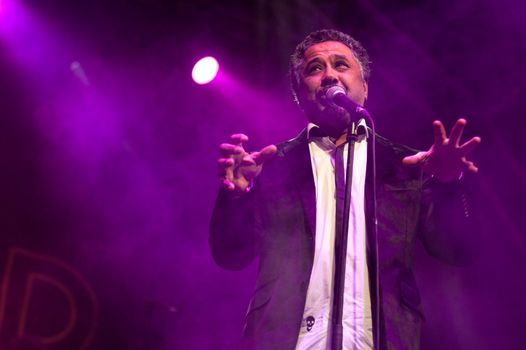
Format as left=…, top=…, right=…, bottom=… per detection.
left=252, top=145, right=277, bottom=165
left=402, top=151, right=428, bottom=166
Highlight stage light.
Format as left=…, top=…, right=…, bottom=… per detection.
left=192, top=56, right=219, bottom=85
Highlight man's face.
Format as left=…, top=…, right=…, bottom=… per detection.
left=297, top=41, right=368, bottom=135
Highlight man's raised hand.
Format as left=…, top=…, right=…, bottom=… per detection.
left=402, top=118, right=481, bottom=182
left=218, top=134, right=277, bottom=192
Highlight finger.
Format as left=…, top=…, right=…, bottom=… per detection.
left=220, top=178, right=235, bottom=191
left=459, top=136, right=481, bottom=156
left=402, top=151, right=428, bottom=166
left=463, top=159, right=479, bottom=173
left=217, top=158, right=234, bottom=176
left=230, top=134, right=249, bottom=145
left=219, top=143, right=244, bottom=157
left=402, top=155, right=419, bottom=166
left=252, top=145, right=278, bottom=165
left=449, top=118, right=467, bottom=146
left=240, top=155, right=257, bottom=167
left=225, top=164, right=234, bottom=183
left=433, top=120, right=447, bottom=147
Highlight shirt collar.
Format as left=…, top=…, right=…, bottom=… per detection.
left=307, top=120, right=368, bottom=143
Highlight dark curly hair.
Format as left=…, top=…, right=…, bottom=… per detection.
left=289, top=29, right=371, bottom=103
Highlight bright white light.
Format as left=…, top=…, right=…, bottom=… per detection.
left=192, top=56, right=219, bottom=85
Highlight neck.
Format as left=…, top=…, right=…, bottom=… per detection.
left=308, top=120, right=350, bottom=145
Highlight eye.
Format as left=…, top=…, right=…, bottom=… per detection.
left=335, top=60, right=350, bottom=69
left=306, top=63, right=323, bottom=75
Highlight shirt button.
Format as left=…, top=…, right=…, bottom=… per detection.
left=306, top=316, right=315, bottom=332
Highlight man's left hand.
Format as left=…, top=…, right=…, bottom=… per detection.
left=402, top=118, right=481, bottom=182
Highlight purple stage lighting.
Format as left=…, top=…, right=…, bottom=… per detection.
left=192, top=56, right=219, bottom=85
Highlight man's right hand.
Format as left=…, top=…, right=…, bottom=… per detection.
left=218, top=134, right=277, bottom=193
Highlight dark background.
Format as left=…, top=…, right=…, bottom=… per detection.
left=0, top=0, right=525, bottom=349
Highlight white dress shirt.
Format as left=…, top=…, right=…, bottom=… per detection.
left=295, top=122, right=373, bottom=350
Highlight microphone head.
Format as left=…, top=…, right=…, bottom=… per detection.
left=324, top=85, right=372, bottom=120
left=325, top=85, right=347, bottom=102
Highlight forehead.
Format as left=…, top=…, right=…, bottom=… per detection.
left=303, top=41, right=356, bottom=62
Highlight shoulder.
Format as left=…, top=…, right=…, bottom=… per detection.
left=254, top=129, right=309, bottom=188
left=374, top=132, right=421, bottom=159
left=275, top=128, right=308, bottom=157
left=258, top=128, right=309, bottom=171
left=373, top=132, right=424, bottom=185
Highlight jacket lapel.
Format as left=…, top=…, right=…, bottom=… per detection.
left=281, top=129, right=316, bottom=239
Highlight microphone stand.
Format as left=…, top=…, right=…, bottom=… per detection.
left=330, top=104, right=379, bottom=350
left=330, top=121, right=357, bottom=350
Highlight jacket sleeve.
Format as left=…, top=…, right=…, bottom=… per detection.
left=418, top=175, right=477, bottom=265
left=209, top=187, right=260, bottom=271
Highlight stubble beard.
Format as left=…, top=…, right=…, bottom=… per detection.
left=306, top=101, right=351, bottom=138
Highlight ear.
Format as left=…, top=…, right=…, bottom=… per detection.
left=295, top=83, right=309, bottom=108
left=363, top=80, right=368, bottom=102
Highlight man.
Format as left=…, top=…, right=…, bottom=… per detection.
left=210, top=29, right=480, bottom=350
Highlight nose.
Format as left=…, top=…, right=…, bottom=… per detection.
left=321, top=66, right=338, bottom=87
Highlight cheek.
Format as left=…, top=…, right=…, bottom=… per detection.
left=300, top=78, right=319, bottom=96
left=344, top=72, right=365, bottom=88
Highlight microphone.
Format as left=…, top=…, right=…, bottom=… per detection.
left=325, top=86, right=370, bottom=118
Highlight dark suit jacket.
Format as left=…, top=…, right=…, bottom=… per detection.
left=210, top=129, right=473, bottom=350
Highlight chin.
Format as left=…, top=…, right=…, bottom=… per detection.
left=309, top=104, right=351, bottom=137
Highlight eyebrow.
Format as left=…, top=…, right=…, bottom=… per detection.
left=305, top=54, right=351, bottom=66
left=332, top=54, right=350, bottom=61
